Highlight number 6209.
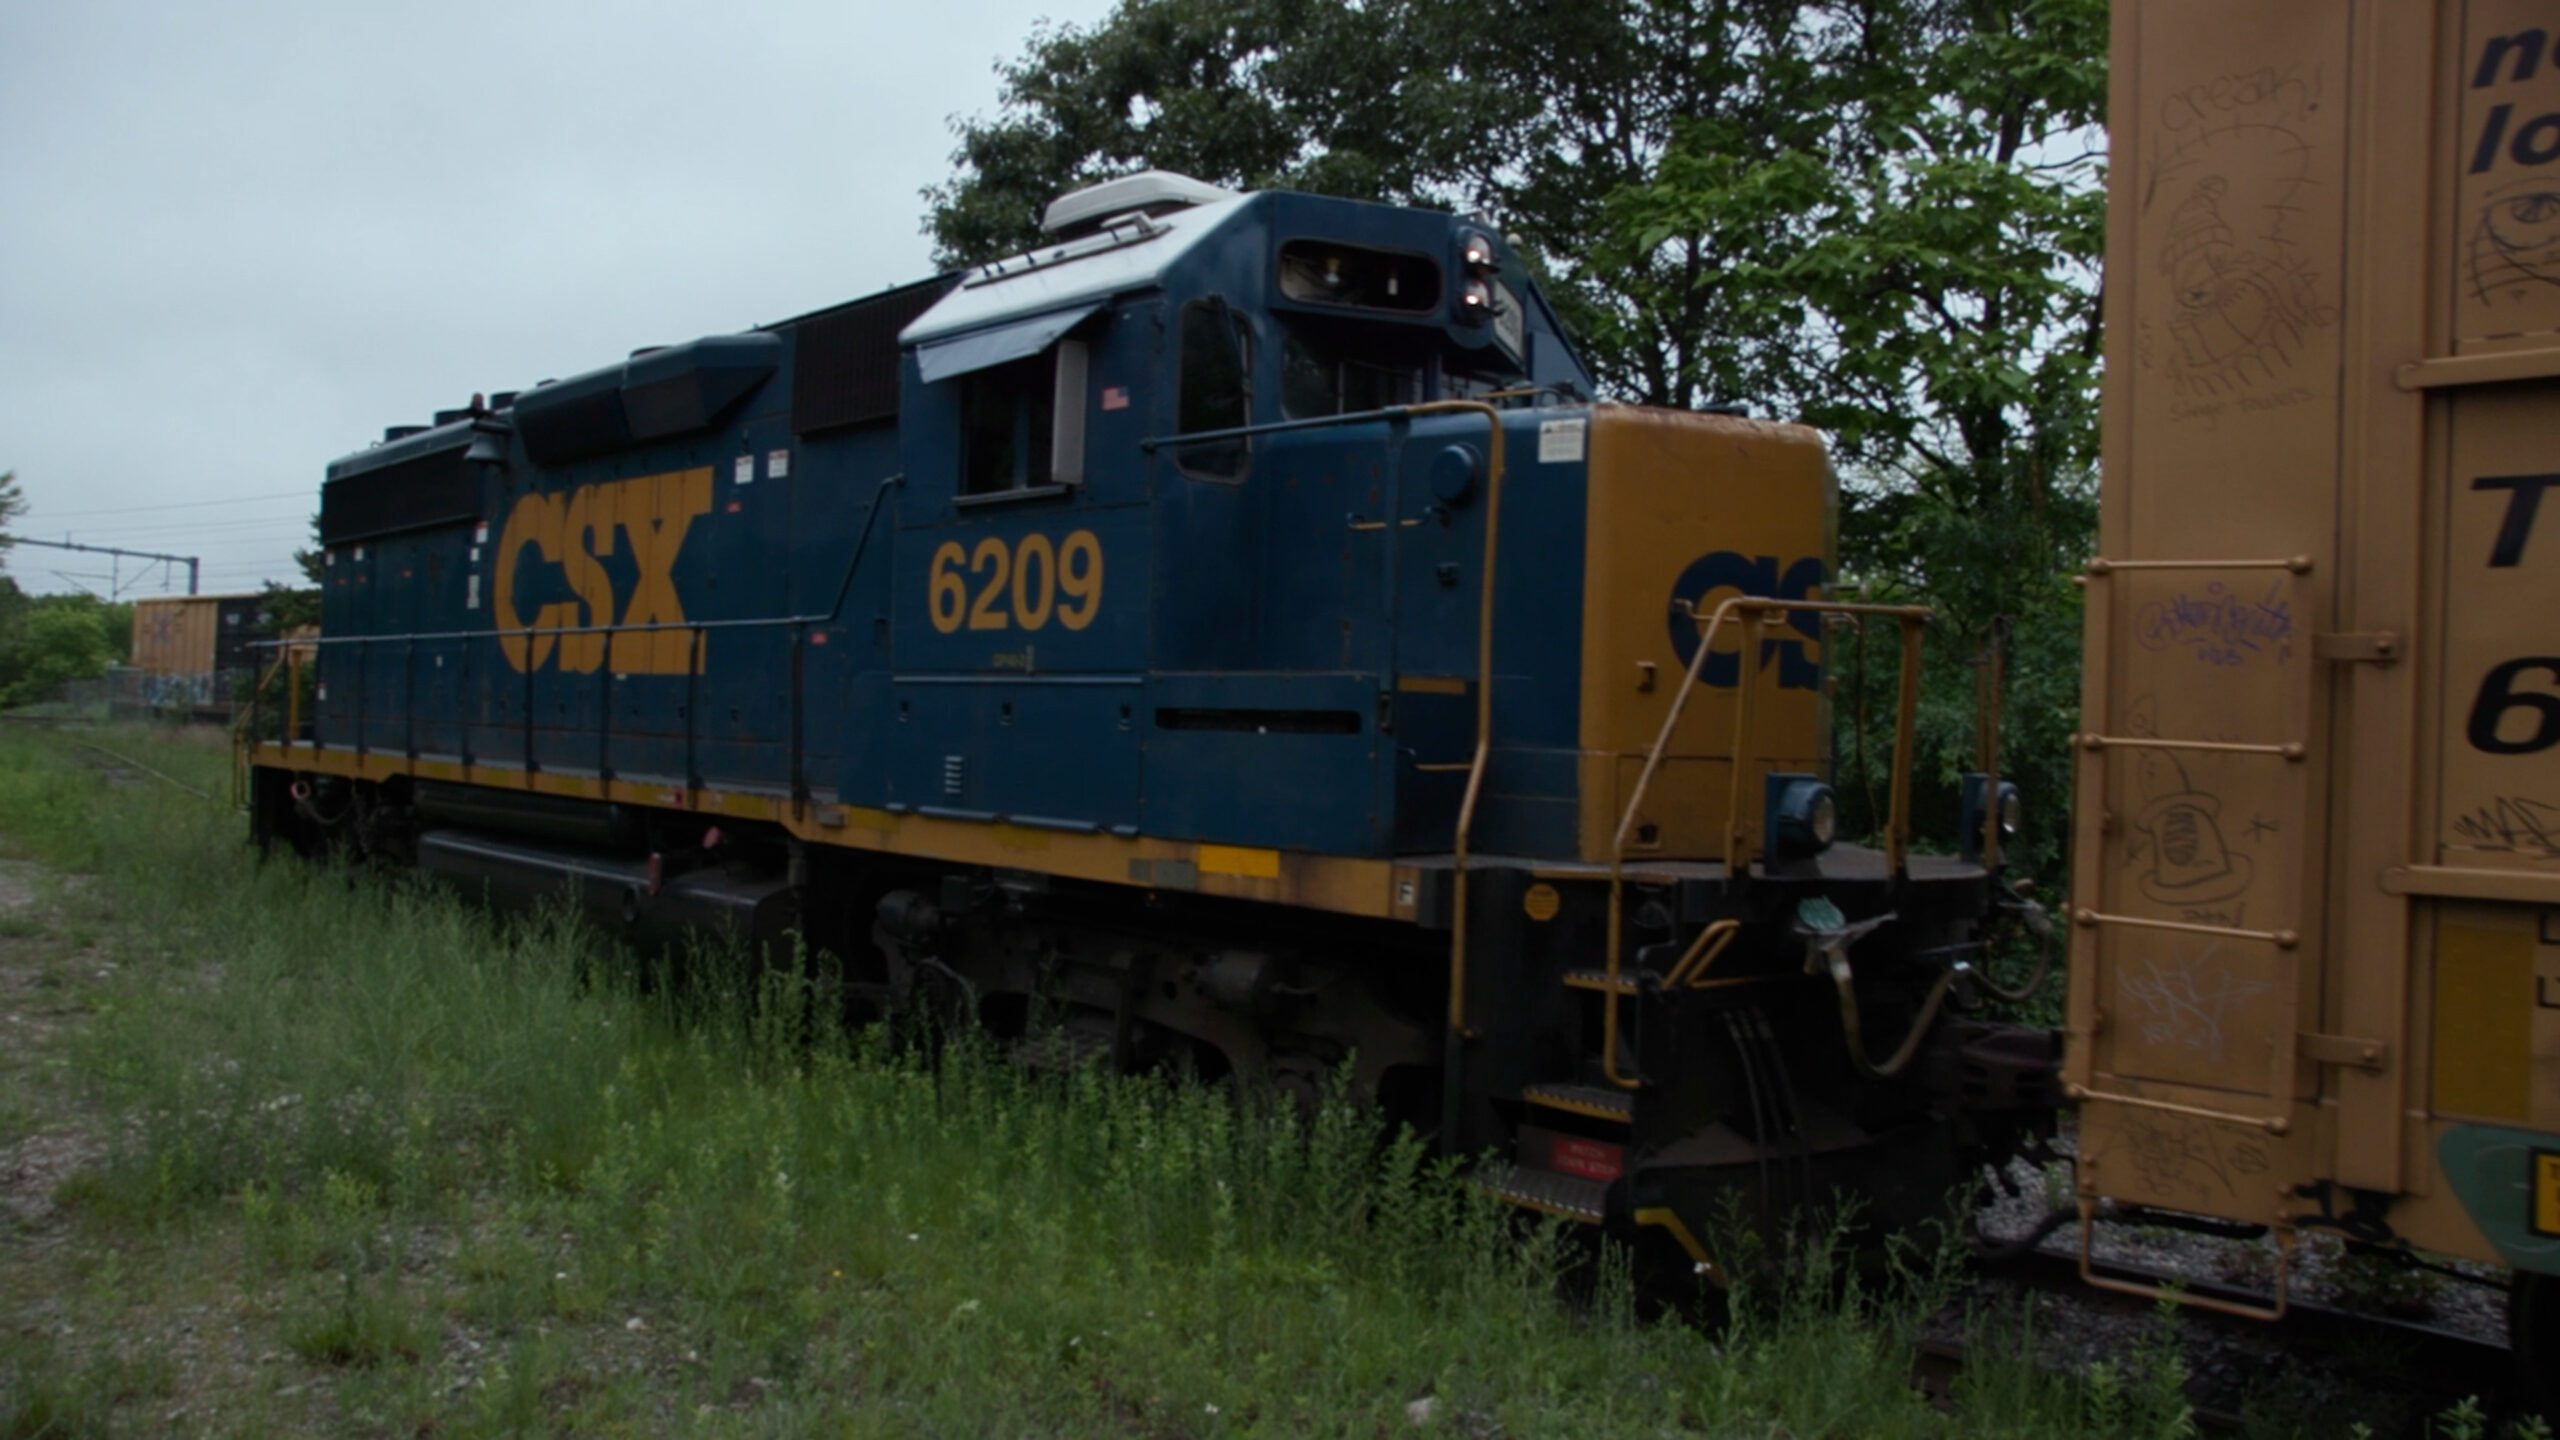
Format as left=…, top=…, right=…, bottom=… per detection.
left=927, top=530, right=1104, bottom=635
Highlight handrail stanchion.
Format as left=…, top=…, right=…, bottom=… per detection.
left=790, top=621, right=808, bottom=818
left=355, top=637, right=369, bottom=762
left=598, top=645, right=615, bottom=784
left=457, top=629, right=472, bottom=777
left=1888, top=615, right=1923, bottom=878
left=1389, top=401, right=1504, bottom=1043
left=522, top=629, right=537, bottom=775
left=1719, top=610, right=1768, bottom=873
left=1602, top=596, right=1932, bottom=1090
left=1977, top=622, right=2005, bottom=869
left=685, top=624, right=704, bottom=802
left=404, top=638, right=418, bottom=762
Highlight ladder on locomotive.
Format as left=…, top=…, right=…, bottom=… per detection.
left=2062, top=551, right=2321, bottom=1322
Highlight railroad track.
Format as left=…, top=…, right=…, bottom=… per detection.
left=1938, top=1232, right=2527, bottom=1434
left=7, top=720, right=226, bottom=803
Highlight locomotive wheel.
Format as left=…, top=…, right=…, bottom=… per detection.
left=2515, top=1270, right=2558, bottom=1420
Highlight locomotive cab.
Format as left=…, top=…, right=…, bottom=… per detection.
left=889, top=174, right=1876, bottom=870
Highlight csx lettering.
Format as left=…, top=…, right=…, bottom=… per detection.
left=494, top=468, right=713, bottom=675
left=1666, top=551, right=1824, bottom=690
left=928, top=530, right=1103, bottom=636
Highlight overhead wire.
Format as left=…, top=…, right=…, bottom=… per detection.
left=18, top=489, right=311, bottom=519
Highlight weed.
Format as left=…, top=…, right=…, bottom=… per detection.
left=0, top=1334, right=172, bottom=1440
left=0, top=724, right=2172, bottom=1435
left=281, top=1271, right=430, bottom=1369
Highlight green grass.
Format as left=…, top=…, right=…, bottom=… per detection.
left=0, top=725, right=2218, bottom=1437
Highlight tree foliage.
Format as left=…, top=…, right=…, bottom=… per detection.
left=931, top=0, right=2108, bottom=881
left=0, top=470, right=25, bottom=572
left=260, top=513, right=326, bottom=634
left=0, top=592, right=122, bottom=708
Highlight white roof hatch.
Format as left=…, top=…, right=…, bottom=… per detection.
left=1041, top=170, right=1240, bottom=235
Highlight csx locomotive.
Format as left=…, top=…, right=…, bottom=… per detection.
left=245, top=171, right=2049, bottom=1264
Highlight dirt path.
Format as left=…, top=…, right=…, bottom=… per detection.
left=0, top=850, right=322, bottom=1436
left=0, top=857, right=105, bottom=1232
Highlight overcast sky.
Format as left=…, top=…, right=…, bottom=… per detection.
left=0, top=0, right=1111, bottom=599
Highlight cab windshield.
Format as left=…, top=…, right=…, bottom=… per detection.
left=1280, top=329, right=1423, bottom=420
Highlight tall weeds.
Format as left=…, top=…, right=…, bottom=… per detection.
left=0, top=728, right=2203, bottom=1436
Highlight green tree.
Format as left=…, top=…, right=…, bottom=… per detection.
left=927, top=0, right=1877, bottom=409
left=0, top=595, right=119, bottom=707
left=259, top=512, right=324, bottom=634
left=94, top=599, right=134, bottom=665
left=1606, top=0, right=2107, bottom=876
left=0, top=470, right=24, bottom=572
left=929, top=0, right=2107, bottom=882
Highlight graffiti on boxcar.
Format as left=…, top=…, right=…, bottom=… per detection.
left=2465, top=25, right=2560, bottom=308
left=2140, top=64, right=2338, bottom=404
left=2120, top=946, right=2273, bottom=1064
left=2469, top=179, right=2560, bottom=303
left=2127, top=747, right=2256, bottom=905
left=2117, top=1107, right=2272, bottom=1201
left=2134, top=577, right=2295, bottom=666
left=2449, top=794, right=2560, bottom=858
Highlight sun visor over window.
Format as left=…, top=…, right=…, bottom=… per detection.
left=915, top=303, right=1101, bottom=384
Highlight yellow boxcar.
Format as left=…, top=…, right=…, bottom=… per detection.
left=128, top=593, right=277, bottom=710
left=2068, top=0, right=2560, bottom=1372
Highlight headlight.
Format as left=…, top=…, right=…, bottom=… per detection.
left=1961, top=774, right=2023, bottom=861
left=1764, top=774, right=1837, bottom=860
left=1808, top=786, right=1838, bottom=847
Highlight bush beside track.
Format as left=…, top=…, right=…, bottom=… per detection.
left=0, top=725, right=2214, bottom=1436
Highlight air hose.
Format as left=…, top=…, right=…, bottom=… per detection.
left=1796, top=898, right=1959, bottom=1080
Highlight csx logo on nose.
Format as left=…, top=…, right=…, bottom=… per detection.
left=1668, top=551, right=1824, bottom=691
left=494, top=468, right=712, bottom=674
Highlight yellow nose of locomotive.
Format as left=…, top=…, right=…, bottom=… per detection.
left=1571, top=406, right=1835, bottom=865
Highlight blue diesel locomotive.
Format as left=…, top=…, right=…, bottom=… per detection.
left=247, top=172, right=2054, bottom=1257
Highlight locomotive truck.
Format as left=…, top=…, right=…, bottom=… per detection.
left=242, top=169, right=2054, bottom=1270
left=2066, top=0, right=2560, bottom=1392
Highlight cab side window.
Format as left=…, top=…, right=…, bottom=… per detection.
left=960, top=353, right=1058, bottom=496
left=1175, top=298, right=1250, bottom=480
left=1280, top=330, right=1421, bottom=420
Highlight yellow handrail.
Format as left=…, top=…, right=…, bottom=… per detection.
left=1412, top=400, right=1505, bottom=1041
left=1600, top=595, right=1931, bottom=1090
